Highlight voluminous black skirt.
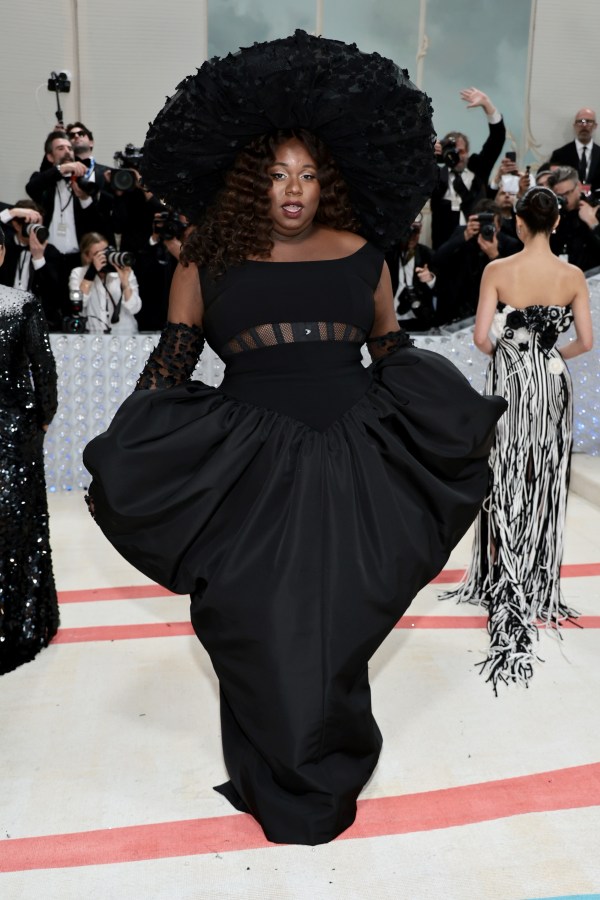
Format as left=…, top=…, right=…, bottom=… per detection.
left=84, top=347, right=506, bottom=845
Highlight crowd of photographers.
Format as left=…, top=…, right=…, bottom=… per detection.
left=2, top=91, right=600, bottom=334
left=387, top=90, right=600, bottom=332
left=0, top=121, right=190, bottom=334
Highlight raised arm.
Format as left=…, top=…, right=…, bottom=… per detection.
left=366, top=261, right=413, bottom=360
left=560, top=267, right=593, bottom=360
left=135, top=262, right=205, bottom=390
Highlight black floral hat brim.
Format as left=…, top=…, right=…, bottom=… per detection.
left=141, top=29, right=438, bottom=249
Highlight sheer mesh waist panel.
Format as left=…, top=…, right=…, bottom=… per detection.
left=224, top=322, right=366, bottom=356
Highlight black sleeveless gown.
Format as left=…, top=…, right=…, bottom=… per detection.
left=83, top=243, right=506, bottom=844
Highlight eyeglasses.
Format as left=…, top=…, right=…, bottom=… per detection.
left=574, top=118, right=596, bottom=126
left=554, top=184, right=578, bottom=198
left=68, top=130, right=87, bottom=138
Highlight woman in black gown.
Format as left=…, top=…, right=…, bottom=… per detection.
left=0, top=225, right=59, bottom=675
left=84, top=34, right=507, bottom=845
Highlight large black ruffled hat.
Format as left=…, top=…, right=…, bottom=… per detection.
left=142, top=29, right=437, bottom=249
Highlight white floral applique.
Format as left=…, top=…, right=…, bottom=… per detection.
left=548, top=356, right=565, bottom=375
left=491, top=309, right=508, bottom=338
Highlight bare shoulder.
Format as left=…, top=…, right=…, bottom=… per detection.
left=481, top=256, right=508, bottom=281
left=317, top=226, right=367, bottom=254
left=487, top=255, right=513, bottom=272
left=566, top=261, right=588, bottom=284
left=173, top=260, right=200, bottom=284
left=168, top=261, right=203, bottom=326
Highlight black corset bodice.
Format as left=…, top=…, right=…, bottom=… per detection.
left=200, top=243, right=383, bottom=430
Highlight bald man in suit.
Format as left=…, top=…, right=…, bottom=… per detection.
left=550, top=107, right=600, bottom=192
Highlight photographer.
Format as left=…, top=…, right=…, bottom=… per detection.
left=105, top=146, right=163, bottom=250
left=548, top=165, right=600, bottom=272
left=433, top=199, right=520, bottom=324
left=134, top=208, right=192, bottom=331
left=69, top=232, right=141, bottom=334
left=26, top=132, right=109, bottom=316
left=0, top=201, right=62, bottom=330
left=431, top=87, right=506, bottom=249
left=385, top=213, right=437, bottom=332
left=65, top=122, right=111, bottom=190
left=494, top=186, right=520, bottom=241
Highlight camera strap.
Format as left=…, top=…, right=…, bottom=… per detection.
left=103, top=280, right=123, bottom=324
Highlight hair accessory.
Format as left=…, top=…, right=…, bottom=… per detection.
left=141, top=30, right=437, bottom=249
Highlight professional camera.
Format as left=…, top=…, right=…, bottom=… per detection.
left=47, top=70, right=71, bottom=94
left=112, top=144, right=144, bottom=191
left=63, top=289, right=87, bottom=334
left=435, top=137, right=461, bottom=170
left=21, top=222, right=50, bottom=243
left=476, top=212, right=496, bottom=240
left=153, top=210, right=187, bottom=241
left=101, top=247, right=136, bottom=273
left=580, top=189, right=600, bottom=208
left=47, top=70, right=71, bottom=127
left=398, top=285, right=434, bottom=325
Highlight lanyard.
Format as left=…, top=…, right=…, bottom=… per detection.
left=58, top=180, right=74, bottom=216
left=16, top=248, right=31, bottom=286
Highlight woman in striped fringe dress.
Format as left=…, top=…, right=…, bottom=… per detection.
left=441, top=186, right=594, bottom=689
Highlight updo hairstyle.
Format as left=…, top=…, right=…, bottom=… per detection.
left=515, top=186, right=559, bottom=235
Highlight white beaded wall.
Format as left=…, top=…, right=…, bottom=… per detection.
left=45, top=276, right=600, bottom=492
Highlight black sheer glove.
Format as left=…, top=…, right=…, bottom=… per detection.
left=135, top=321, right=205, bottom=390
left=366, top=329, right=414, bottom=360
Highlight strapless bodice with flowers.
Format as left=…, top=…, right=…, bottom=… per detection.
left=491, top=303, right=573, bottom=355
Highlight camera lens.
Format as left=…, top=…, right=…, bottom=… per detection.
left=111, top=169, right=138, bottom=192
left=23, top=223, right=49, bottom=243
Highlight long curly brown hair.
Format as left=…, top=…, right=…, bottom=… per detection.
left=180, top=129, right=361, bottom=274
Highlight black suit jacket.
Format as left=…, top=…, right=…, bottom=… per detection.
left=550, top=208, right=600, bottom=273
left=549, top=141, right=600, bottom=191
left=0, top=236, right=63, bottom=329
left=384, top=243, right=436, bottom=330
left=25, top=166, right=111, bottom=243
left=431, top=118, right=507, bottom=249
left=433, top=225, right=521, bottom=323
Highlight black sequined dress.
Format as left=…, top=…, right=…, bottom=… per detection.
left=84, top=244, right=506, bottom=845
left=0, top=287, right=58, bottom=675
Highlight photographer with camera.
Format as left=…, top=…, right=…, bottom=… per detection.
left=68, top=232, right=141, bottom=334
left=132, top=207, right=192, bottom=331
left=548, top=165, right=600, bottom=272
left=105, top=145, right=163, bottom=246
left=0, top=201, right=62, bottom=330
left=26, top=132, right=110, bottom=318
left=433, top=199, right=520, bottom=324
left=385, top=213, right=437, bottom=332
left=65, top=122, right=111, bottom=189
left=431, top=87, right=506, bottom=250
